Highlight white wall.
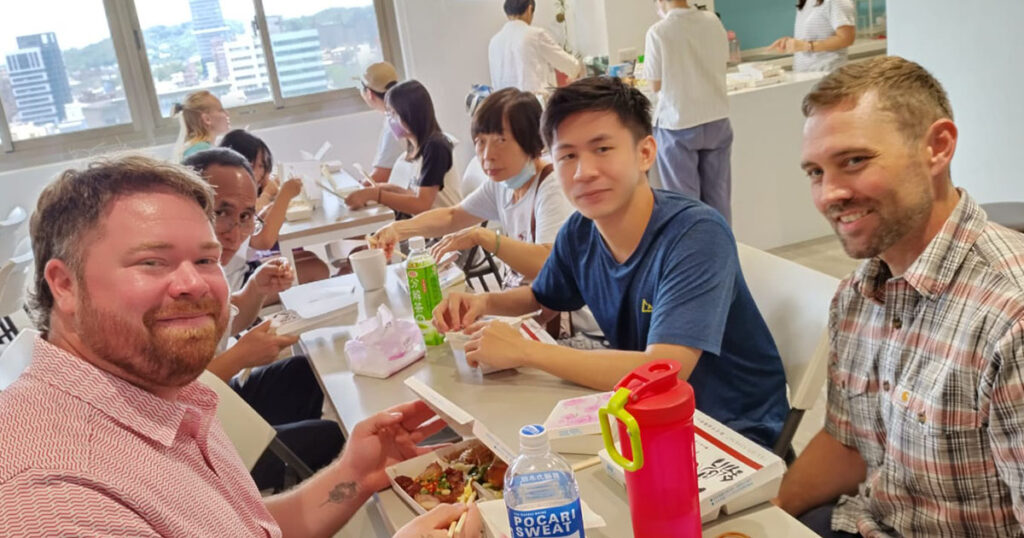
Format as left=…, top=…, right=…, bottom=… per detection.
left=888, top=0, right=1024, bottom=203
left=393, top=0, right=506, bottom=169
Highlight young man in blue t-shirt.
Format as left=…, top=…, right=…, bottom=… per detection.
left=433, top=77, right=787, bottom=447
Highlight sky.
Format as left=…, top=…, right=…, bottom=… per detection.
left=0, top=0, right=373, bottom=57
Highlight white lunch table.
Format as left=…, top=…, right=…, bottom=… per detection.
left=283, top=271, right=820, bottom=538
left=277, top=171, right=394, bottom=283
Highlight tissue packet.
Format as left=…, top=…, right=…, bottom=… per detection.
left=345, top=305, right=426, bottom=378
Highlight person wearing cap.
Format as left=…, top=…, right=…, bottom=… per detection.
left=489, top=0, right=583, bottom=96
left=358, top=62, right=405, bottom=184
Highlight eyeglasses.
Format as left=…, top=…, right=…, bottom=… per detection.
left=214, top=209, right=264, bottom=236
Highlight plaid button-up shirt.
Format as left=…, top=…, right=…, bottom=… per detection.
left=827, top=191, right=1024, bottom=537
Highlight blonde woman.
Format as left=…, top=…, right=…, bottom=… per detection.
left=171, top=90, right=231, bottom=162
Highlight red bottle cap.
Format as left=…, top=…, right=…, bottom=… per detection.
left=614, top=360, right=695, bottom=427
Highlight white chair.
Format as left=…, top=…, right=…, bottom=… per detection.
left=0, top=328, right=38, bottom=391
left=0, top=206, right=28, bottom=262
left=197, top=370, right=278, bottom=470
left=0, top=250, right=33, bottom=344
left=196, top=370, right=313, bottom=482
left=736, top=243, right=839, bottom=459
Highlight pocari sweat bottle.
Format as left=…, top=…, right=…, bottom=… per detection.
left=405, top=236, right=445, bottom=345
left=504, top=424, right=585, bottom=538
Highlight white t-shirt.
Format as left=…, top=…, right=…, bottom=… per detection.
left=643, top=7, right=729, bottom=131
left=460, top=168, right=573, bottom=286
left=461, top=169, right=572, bottom=246
left=793, top=0, right=856, bottom=73
left=224, top=238, right=250, bottom=293
left=489, top=20, right=581, bottom=95
left=372, top=117, right=407, bottom=170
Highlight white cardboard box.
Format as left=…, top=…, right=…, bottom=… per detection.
left=386, top=439, right=504, bottom=516
left=598, top=409, right=785, bottom=523
left=542, top=392, right=614, bottom=455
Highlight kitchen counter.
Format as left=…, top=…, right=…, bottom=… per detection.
left=740, top=36, right=888, bottom=69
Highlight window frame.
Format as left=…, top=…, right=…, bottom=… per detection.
left=0, top=0, right=401, bottom=171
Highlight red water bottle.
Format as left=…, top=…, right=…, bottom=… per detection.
left=599, top=360, right=700, bottom=537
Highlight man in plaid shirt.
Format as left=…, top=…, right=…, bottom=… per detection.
left=774, top=56, right=1024, bottom=536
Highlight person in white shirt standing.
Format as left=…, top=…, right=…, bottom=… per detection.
left=358, top=62, right=406, bottom=184
left=770, top=0, right=856, bottom=73
left=644, top=0, right=733, bottom=223
left=488, top=0, right=582, bottom=96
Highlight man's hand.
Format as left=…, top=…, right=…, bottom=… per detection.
left=367, top=224, right=401, bottom=260
left=233, top=320, right=300, bottom=368
left=393, top=503, right=483, bottom=538
left=431, top=228, right=482, bottom=263
left=432, top=292, right=488, bottom=332
left=250, top=257, right=294, bottom=296
left=342, top=400, right=447, bottom=493
left=463, top=320, right=530, bottom=370
left=345, top=187, right=378, bottom=209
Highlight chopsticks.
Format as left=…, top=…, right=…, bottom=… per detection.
left=447, top=487, right=477, bottom=537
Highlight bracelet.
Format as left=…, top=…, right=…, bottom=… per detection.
left=493, top=229, right=502, bottom=256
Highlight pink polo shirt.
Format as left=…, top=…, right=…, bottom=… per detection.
left=0, top=337, right=282, bottom=537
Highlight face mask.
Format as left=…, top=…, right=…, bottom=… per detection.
left=388, top=115, right=410, bottom=140
left=502, top=159, right=536, bottom=191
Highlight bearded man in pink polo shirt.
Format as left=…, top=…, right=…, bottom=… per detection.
left=0, top=155, right=479, bottom=537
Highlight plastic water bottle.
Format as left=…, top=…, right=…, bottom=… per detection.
left=405, top=236, right=444, bottom=346
left=504, top=424, right=585, bottom=538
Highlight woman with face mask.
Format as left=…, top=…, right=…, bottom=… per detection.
left=367, top=87, right=573, bottom=287
left=770, top=0, right=856, bottom=73
left=344, top=80, right=461, bottom=216
left=172, top=90, right=232, bottom=162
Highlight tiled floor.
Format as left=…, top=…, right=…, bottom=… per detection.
left=768, top=234, right=861, bottom=279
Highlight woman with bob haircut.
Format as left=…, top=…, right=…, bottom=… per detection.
left=368, top=87, right=573, bottom=288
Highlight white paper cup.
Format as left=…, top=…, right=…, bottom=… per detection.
left=349, top=248, right=387, bottom=291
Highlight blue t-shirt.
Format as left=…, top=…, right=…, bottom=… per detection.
left=532, top=189, right=787, bottom=447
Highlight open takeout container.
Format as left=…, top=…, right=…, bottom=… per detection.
left=386, top=438, right=506, bottom=516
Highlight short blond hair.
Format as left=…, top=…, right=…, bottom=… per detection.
left=172, top=90, right=221, bottom=143
left=28, top=154, right=216, bottom=333
left=803, top=56, right=953, bottom=143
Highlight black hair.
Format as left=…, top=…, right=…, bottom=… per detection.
left=541, top=76, right=652, bottom=148
left=367, top=79, right=399, bottom=101
left=504, top=0, right=535, bottom=16
left=796, top=0, right=824, bottom=9
left=386, top=80, right=445, bottom=160
left=471, top=88, right=544, bottom=158
left=182, top=147, right=255, bottom=182
left=219, top=129, right=272, bottom=178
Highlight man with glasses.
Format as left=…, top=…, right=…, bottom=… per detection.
left=183, top=148, right=344, bottom=492
left=358, top=61, right=404, bottom=184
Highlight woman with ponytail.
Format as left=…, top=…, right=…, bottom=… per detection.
left=172, top=90, right=232, bottom=162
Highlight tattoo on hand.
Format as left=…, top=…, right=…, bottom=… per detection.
left=321, top=481, right=358, bottom=506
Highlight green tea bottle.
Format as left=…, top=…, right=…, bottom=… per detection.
left=406, top=236, right=445, bottom=346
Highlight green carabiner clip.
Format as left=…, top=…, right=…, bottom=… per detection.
left=598, top=387, right=644, bottom=472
